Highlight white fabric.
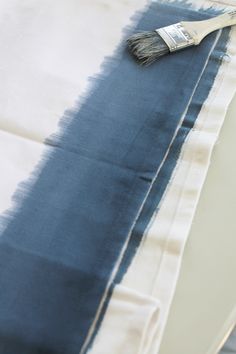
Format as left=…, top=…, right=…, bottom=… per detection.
left=0, top=0, right=148, bottom=215
left=89, top=1, right=236, bottom=353
left=0, top=1, right=236, bottom=353
left=89, top=285, right=160, bottom=354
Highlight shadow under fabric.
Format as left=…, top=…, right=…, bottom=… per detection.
left=0, top=2, right=230, bottom=354
left=220, top=327, right=236, bottom=354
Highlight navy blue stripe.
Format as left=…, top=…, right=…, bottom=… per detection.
left=0, top=2, right=229, bottom=353
left=87, top=21, right=230, bottom=353
left=115, top=27, right=230, bottom=281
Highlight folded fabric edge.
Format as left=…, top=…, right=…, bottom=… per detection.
left=88, top=8, right=236, bottom=354
left=88, top=284, right=161, bottom=354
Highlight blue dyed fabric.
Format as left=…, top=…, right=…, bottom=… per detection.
left=0, top=1, right=229, bottom=353
left=115, top=25, right=230, bottom=282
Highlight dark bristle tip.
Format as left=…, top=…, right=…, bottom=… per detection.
left=127, top=31, right=170, bottom=66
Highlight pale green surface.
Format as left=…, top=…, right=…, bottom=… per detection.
left=159, top=93, right=236, bottom=354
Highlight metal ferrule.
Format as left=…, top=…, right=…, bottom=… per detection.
left=156, top=23, right=195, bottom=52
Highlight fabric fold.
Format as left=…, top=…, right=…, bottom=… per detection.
left=0, top=0, right=235, bottom=353
left=89, top=2, right=236, bottom=354
left=89, top=285, right=160, bottom=354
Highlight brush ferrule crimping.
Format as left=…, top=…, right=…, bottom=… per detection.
left=156, top=23, right=195, bottom=52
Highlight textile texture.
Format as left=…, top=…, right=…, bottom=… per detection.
left=0, top=0, right=235, bottom=353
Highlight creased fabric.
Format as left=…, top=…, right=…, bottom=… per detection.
left=0, top=0, right=235, bottom=354
left=90, top=3, right=236, bottom=354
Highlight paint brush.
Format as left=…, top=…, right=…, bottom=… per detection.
left=127, top=10, right=236, bottom=65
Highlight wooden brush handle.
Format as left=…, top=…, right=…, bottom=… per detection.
left=182, top=10, right=236, bottom=45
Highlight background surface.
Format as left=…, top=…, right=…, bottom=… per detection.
left=159, top=92, right=236, bottom=354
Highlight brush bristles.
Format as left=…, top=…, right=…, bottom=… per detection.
left=127, top=31, right=170, bottom=66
